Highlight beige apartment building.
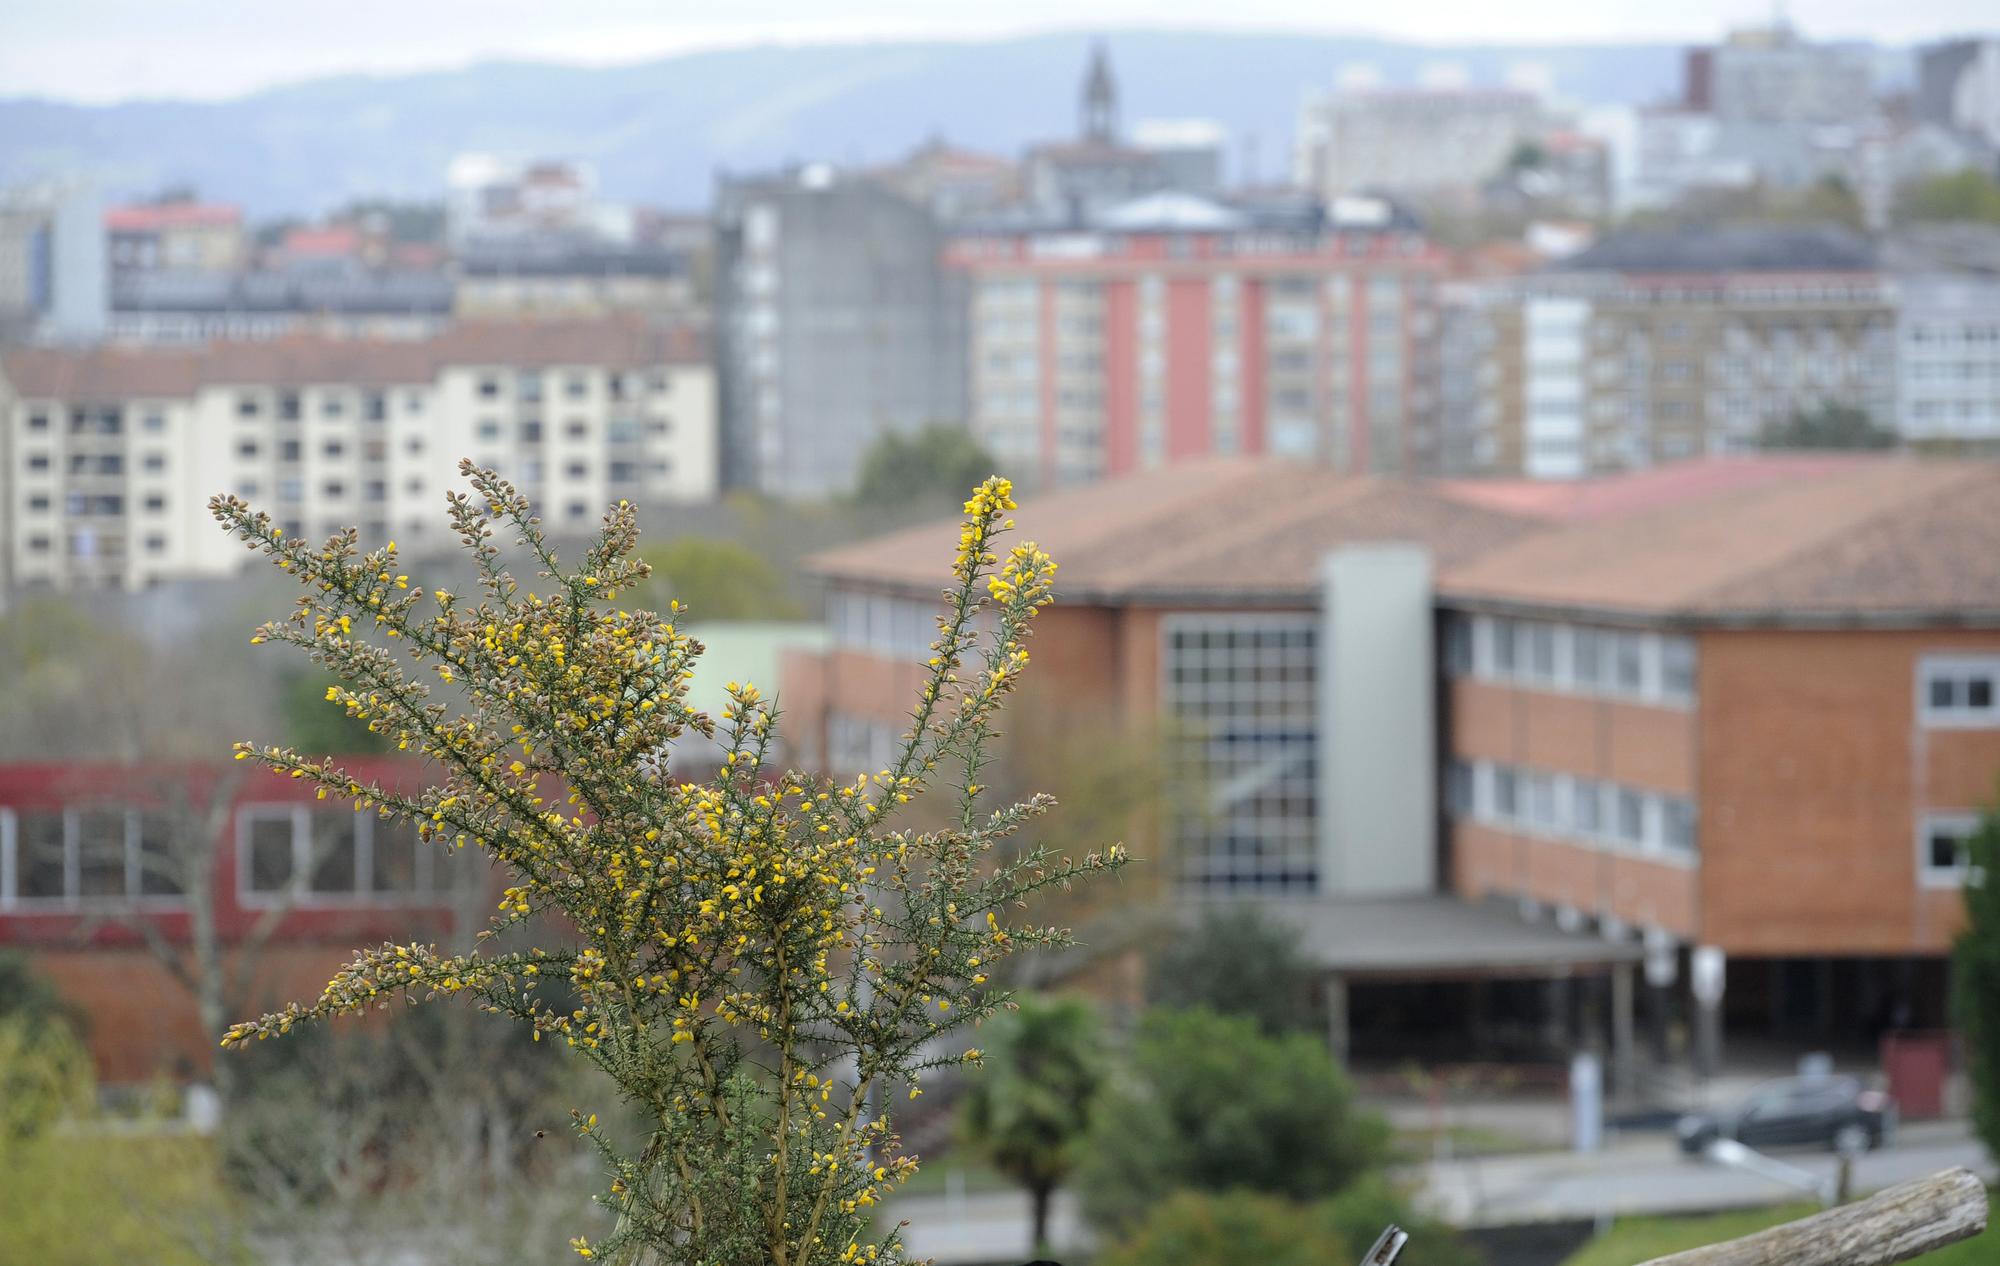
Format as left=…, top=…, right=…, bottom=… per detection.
left=1448, top=225, right=1895, bottom=477
left=0, top=318, right=715, bottom=590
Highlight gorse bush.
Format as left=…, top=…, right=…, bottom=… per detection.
left=209, top=463, right=1124, bottom=1266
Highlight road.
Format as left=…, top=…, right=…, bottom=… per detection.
left=883, top=1188, right=1090, bottom=1265
left=883, top=1123, right=1995, bottom=1263
left=1413, top=1120, right=1997, bottom=1226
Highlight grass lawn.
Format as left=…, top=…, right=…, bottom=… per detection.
left=1560, top=1192, right=1996, bottom=1266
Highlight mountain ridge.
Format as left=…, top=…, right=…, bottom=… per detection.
left=0, top=29, right=1698, bottom=216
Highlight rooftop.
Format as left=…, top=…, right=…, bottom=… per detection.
left=1554, top=223, right=1877, bottom=274
left=806, top=458, right=1541, bottom=605
left=105, top=202, right=242, bottom=233
left=808, top=455, right=2000, bottom=624
left=1, top=317, right=709, bottom=398
left=1437, top=457, right=2000, bottom=623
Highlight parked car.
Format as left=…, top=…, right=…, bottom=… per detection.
left=1676, top=1075, right=1895, bottom=1157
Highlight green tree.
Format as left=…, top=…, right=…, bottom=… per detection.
left=1146, top=906, right=1319, bottom=1035
left=852, top=425, right=996, bottom=508
left=1952, top=806, right=2000, bottom=1158
left=0, top=950, right=85, bottom=1039
left=1094, top=1190, right=1340, bottom=1266
left=1759, top=402, right=1898, bottom=452
left=958, top=994, right=1105, bottom=1252
left=635, top=535, right=803, bottom=621
left=1898, top=168, right=2000, bottom=226
left=279, top=668, right=394, bottom=753
left=1075, top=1008, right=1388, bottom=1235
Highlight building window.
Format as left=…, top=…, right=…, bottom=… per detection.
left=0, top=806, right=184, bottom=906
left=478, top=419, right=501, bottom=441
left=520, top=419, right=543, bottom=443
left=27, top=410, right=49, bottom=432
left=236, top=806, right=442, bottom=904
left=565, top=373, right=589, bottom=400
left=238, top=394, right=261, bottom=418
left=364, top=393, right=387, bottom=422
left=278, top=392, right=301, bottom=421
left=1919, top=814, right=1983, bottom=887
left=1921, top=657, right=2000, bottom=727
left=237, top=440, right=259, bottom=459
left=1163, top=616, right=1319, bottom=892
left=26, top=453, right=49, bottom=473
left=477, top=375, right=501, bottom=400
left=144, top=495, right=165, bottom=513
left=566, top=419, right=589, bottom=439
left=26, top=494, right=49, bottom=513
left=144, top=452, right=167, bottom=473
left=324, top=440, right=345, bottom=458
left=144, top=534, right=166, bottom=554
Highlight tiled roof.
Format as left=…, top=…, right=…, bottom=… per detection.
left=805, top=458, right=1545, bottom=604
left=1, top=317, right=709, bottom=399
left=1437, top=458, right=2000, bottom=621
left=810, top=455, right=2000, bottom=622
left=104, top=202, right=242, bottom=232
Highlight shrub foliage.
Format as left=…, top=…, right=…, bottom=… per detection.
left=209, top=464, right=1122, bottom=1265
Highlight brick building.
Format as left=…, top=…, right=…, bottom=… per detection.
left=783, top=454, right=2000, bottom=1069
left=0, top=759, right=484, bottom=1083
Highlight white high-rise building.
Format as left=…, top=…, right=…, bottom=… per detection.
left=0, top=318, right=715, bottom=591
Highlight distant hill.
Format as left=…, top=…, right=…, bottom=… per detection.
left=0, top=29, right=1690, bottom=217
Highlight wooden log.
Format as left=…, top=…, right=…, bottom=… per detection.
left=1638, top=1167, right=1988, bottom=1266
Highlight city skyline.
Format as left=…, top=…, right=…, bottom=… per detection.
left=2, top=1, right=1994, bottom=105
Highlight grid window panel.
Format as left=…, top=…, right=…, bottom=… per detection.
left=1163, top=617, right=1319, bottom=893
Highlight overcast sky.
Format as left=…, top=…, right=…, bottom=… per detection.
left=2, top=0, right=1990, bottom=105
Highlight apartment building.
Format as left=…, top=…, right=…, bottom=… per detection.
left=947, top=193, right=1449, bottom=487
left=1292, top=87, right=1550, bottom=205
left=713, top=169, right=967, bottom=497
left=1448, top=224, right=1893, bottom=477
left=784, top=454, right=2000, bottom=1065
left=104, top=201, right=245, bottom=277
left=0, top=318, right=715, bottom=591
left=1887, top=227, right=2000, bottom=447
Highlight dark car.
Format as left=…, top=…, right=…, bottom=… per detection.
left=1676, top=1075, right=1895, bottom=1157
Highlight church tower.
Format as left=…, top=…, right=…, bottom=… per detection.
left=1080, top=41, right=1118, bottom=144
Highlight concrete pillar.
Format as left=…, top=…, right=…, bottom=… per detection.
left=1692, top=945, right=1726, bottom=1080
left=1612, top=961, right=1637, bottom=1099
left=1326, top=974, right=1350, bottom=1067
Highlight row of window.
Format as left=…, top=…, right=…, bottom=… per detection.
left=0, top=806, right=464, bottom=908
left=828, top=589, right=947, bottom=662
left=1446, top=614, right=1696, bottom=706
left=1449, top=759, right=1699, bottom=862
left=1920, top=657, right=2000, bottom=728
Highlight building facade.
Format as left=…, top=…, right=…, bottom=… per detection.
left=104, top=202, right=245, bottom=277
left=0, top=319, right=716, bottom=591
left=783, top=455, right=2000, bottom=1064
left=1446, top=225, right=1894, bottom=477
left=1293, top=88, right=1550, bottom=204
left=947, top=195, right=1449, bottom=486
left=0, top=759, right=480, bottom=1083
left=713, top=169, right=967, bottom=497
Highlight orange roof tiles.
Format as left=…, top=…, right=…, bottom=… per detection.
left=809, top=455, right=2000, bottom=622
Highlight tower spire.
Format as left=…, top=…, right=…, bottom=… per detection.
left=1081, top=40, right=1118, bottom=144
